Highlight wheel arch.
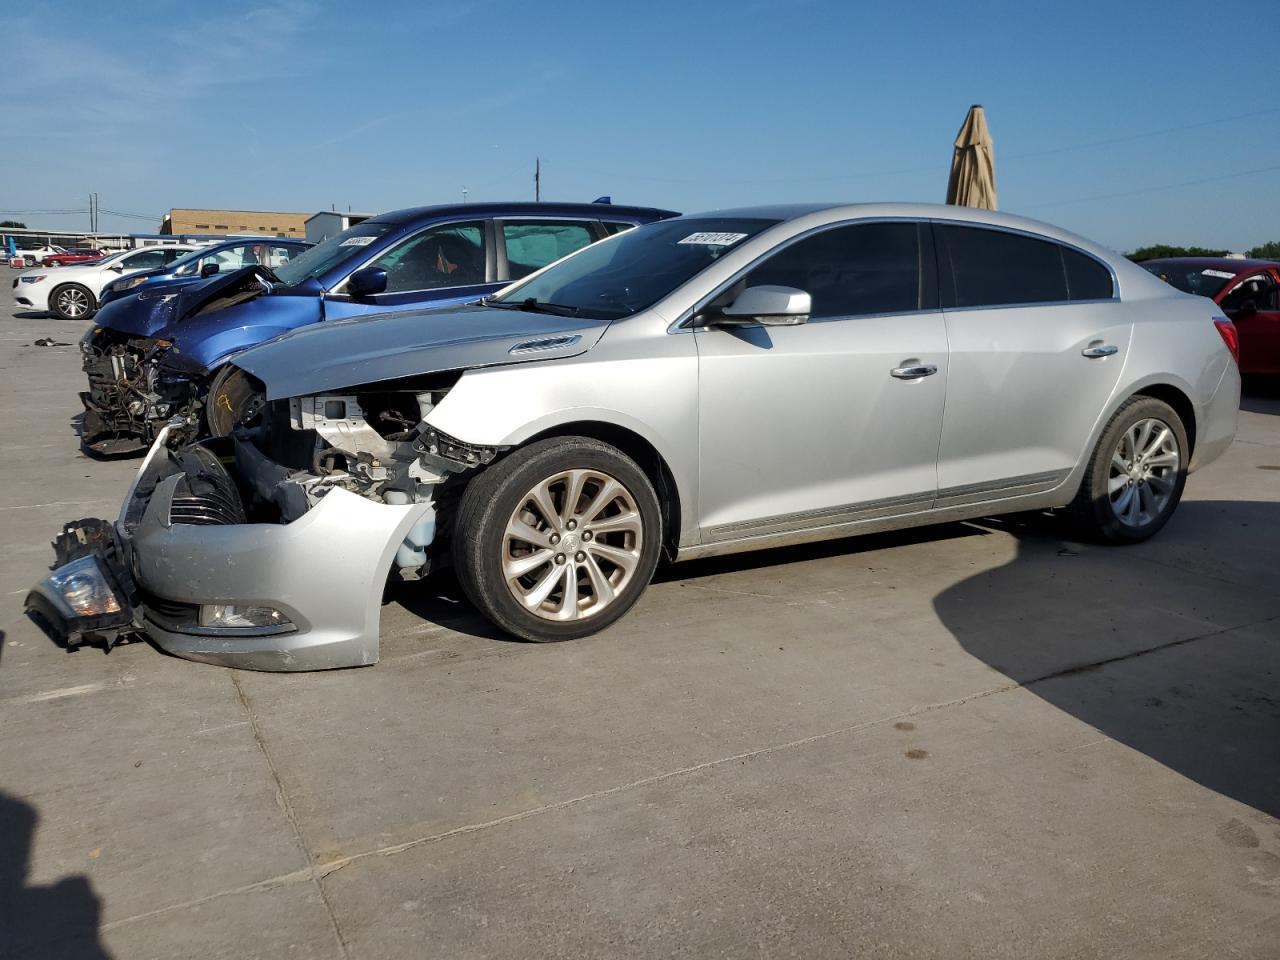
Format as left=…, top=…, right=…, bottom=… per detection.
left=520, top=420, right=685, bottom=558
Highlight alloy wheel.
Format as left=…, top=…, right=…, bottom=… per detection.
left=56, top=287, right=90, bottom=318
left=501, top=468, right=644, bottom=621
left=1107, top=417, right=1180, bottom=528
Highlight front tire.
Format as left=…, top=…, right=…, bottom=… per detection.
left=1067, top=396, right=1188, bottom=544
left=50, top=283, right=96, bottom=320
left=452, top=437, right=662, bottom=641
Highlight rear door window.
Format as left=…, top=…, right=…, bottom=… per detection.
left=367, top=222, right=487, bottom=293
left=936, top=225, right=1068, bottom=307
left=503, top=221, right=595, bottom=280
left=742, top=221, right=928, bottom=319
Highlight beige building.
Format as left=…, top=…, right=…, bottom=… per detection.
left=159, top=208, right=309, bottom=238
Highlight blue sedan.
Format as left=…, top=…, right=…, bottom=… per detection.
left=97, top=238, right=312, bottom=306
left=80, top=200, right=678, bottom=452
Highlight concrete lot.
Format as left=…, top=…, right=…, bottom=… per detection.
left=1, top=291, right=1277, bottom=959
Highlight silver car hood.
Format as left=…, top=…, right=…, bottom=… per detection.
left=231, top=304, right=611, bottom=400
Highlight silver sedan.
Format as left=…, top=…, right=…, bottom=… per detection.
left=31, top=203, right=1240, bottom=669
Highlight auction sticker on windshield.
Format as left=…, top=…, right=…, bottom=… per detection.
left=1201, top=269, right=1236, bottom=279
left=340, top=236, right=377, bottom=247
left=678, top=232, right=748, bottom=246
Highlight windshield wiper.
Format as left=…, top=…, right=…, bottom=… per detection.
left=483, top=297, right=580, bottom=316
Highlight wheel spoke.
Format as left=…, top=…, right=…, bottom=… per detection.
left=556, top=566, right=580, bottom=618
left=562, top=469, right=590, bottom=524
left=1112, top=485, right=1135, bottom=515
left=585, top=509, right=642, bottom=536
left=1111, top=451, right=1130, bottom=473
left=1133, top=421, right=1153, bottom=459
left=522, top=562, right=566, bottom=609
left=528, top=480, right=563, bottom=533
left=580, top=479, right=622, bottom=523
left=504, top=548, right=555, bottom=579
left=1141, top=427, right=1169, bottom=459
left=1107, top=474, right=1129, bottom=495
left=1145, top=452, right=1178, bottom=470
left=582, top=553, right=615, bottom=606
left=587, top=541, right=639, bottom=575
left=1146, top=473, right=1173, bottom=494
left=506, top=516, right=553, bottom=550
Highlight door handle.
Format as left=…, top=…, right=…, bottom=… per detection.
left=890, top=361, right=938, bottom=380
left=1082, top=341, right=1118, bottom=358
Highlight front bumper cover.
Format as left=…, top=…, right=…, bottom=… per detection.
left=30, top=430, right=433, bottom=671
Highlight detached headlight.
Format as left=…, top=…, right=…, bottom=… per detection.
left=48, top=556, right=122, bottom=617
left=199, top=603, right=292, bottom=630
left=19, top=275, right=46, bottom=283
left=120, top=275, right=149, bottom=291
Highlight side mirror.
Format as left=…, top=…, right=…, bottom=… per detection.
left=712, top=285, right=811, bottom=327
left=109, top=263, right=124, bottom=272
left=200, top=261, right=220, bottom=279
left=347, top=266, right=388, bottom=298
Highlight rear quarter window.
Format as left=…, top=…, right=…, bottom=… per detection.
left=937, top=224, right=1067, bottom=307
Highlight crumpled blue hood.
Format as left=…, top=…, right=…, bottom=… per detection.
left=231, top=303, right=610, bottom=400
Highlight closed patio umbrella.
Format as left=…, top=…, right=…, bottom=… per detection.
left=946, top=104, right=997, bottom=210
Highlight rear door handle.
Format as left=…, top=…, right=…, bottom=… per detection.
left=1082, top=341, right=1118, bottom=358
left=890, top=361, right=938, bottom=380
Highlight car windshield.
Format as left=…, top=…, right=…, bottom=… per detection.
left=273, top=222, right=395, bottom=287
left=489, top=217, right=780, bottom=319
left=1143, top=263, right=1239, bottom=299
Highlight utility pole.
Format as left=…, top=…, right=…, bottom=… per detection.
left=462, top=185, right=468, bottom=203
left=535, top=157, right=541, bottom=202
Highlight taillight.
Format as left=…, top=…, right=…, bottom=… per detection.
left=1213, top=317, right=1240, bottom=366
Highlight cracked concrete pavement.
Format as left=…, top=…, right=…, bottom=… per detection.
left=1, top=297, right=1277, bottom=959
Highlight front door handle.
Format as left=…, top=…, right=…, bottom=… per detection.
left=1082, top=341, right=1119, bottom=358
left=890, top=361, right=938, bottom=380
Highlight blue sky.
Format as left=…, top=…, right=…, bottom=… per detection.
left=2, top=0, right=1277, bottom=252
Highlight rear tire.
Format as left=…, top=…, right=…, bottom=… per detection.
left=50, top=283, right=96, bottom=321
left=1067, top=396, right=1188, bottom=544
left=452, top=437, right=662, bottom=641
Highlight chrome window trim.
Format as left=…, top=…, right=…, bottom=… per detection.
left=929, top=218, right=1121, bottom=305
left=668, top=215, right=933, bottom=334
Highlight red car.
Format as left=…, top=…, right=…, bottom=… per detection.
left=1142, top=257, right=1280, bottom=375
left=42, top=248, right=107, bottom=267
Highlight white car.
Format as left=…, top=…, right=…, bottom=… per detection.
left=12, top=245, right=198, bottom=319
left=11, top=243, right=67, bottom=267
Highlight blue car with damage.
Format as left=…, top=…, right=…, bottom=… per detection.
left=79, top=200, right=678, bottom=453
left=96, top=237, right=313, bottom=307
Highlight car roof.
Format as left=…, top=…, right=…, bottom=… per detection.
left=679, top=202, right=1122, bottom=260
left=367, top=201, right=680, bottom=225
left=1140, top=257, right=1279, bottom=274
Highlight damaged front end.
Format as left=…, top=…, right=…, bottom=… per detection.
left=30, top=371, right=499, bottom=670
left=79, top=326, right=205, bottom=454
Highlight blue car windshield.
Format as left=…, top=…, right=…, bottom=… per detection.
left=490, top=217, right=779, bottom=319
left=273, top=222, right=395, bottom=287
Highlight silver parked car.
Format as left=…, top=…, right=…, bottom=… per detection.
left=30, top=203, right=1240, bottom=670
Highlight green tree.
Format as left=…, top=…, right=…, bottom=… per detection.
left=0, top=220, right=26, bottom=228
left=1126, top=244, right=1232, bottom=262
left=1247, top=240, right=1280, bottom=259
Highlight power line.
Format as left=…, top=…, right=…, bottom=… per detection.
left=1025, top=163, right=1280, bottom=210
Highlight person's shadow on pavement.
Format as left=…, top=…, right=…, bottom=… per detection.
left=933, top=500, right=1280, bottom=821
left=0, top=792, right=112, bottom=960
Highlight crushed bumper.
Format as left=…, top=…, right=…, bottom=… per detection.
left=31, top=430, right=433, bottom=671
